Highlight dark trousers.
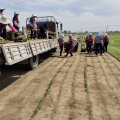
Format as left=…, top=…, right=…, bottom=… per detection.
left=3, top=27, right=6, bottom=40
left=31, top=30, right=36, bottom=39
left=88, top=42, right=92, bottom=53
left=60, top=45, right=63, bottom=56
left=96, top=43, right=102, bottom=55
left=103, top=41, right=108, bottom=52
left=0, top=34, right=3, bottom=37
left=40, top=27, right=45, bottom=39
left=66, top=52, right=73, bottom=56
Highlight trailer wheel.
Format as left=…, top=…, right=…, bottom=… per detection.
left=28, top=55, right=39, bottom=70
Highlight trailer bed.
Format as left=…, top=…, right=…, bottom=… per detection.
left=0, top=39, right=58, bottom=65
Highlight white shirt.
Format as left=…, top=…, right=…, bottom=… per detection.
left=72, top=38, right=78, bottom=46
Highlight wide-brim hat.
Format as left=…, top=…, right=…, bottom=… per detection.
left=68, top=34, right=72, bottom=37
left=0, top=15, right=10, bottom=24
left=14, top=12, right=19, bottom=15
left=31, top=14, right=37, bottom=18
left=89, top=33, right=92, bottom=36
left=0, top=7, right=5, bottom=11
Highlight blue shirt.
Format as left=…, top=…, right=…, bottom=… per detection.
left=40, top=22, right=48, bottom=30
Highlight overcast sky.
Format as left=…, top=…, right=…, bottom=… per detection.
left=1, top=0, right=120, bottom=32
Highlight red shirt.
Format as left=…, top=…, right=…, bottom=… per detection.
left=89, top=36, right=93, bottom=42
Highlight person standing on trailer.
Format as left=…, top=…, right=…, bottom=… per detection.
left=0, top=7, right=7, bottom=40
left=88, top=33, right=93, bottom=53
left=0, top=15, right=10, bottom=37
left=58, top=34, right=64, bottom=56
left=29, top=14, right=37, bottom=39
left=39, top=22, right=48, bottom=39
left=95, top=32, right=103, bottom=56
left=13, top=12, right=20, bottom=38
left=64, top=34, right=74, bottom=57
left=103, top=33, right=109, bottom=53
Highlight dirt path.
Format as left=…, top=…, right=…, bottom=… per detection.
left=0, top=36, right=120, bottom=120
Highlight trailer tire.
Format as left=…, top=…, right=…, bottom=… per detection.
left=28, top=55, right=39, bottom=70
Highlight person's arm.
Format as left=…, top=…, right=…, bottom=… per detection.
left=101, top=36, right=104, bottom=46
left=29, top=21, right=32, bottom=27
left=14, top=21, right=19, bottom=28
left=89, top=37, right=93, bottom=41
left=46, top=23, right=48, bottom=30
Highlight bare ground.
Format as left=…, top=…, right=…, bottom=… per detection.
left=0, top=36, right=120, bottom=120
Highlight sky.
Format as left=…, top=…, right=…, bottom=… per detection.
left=1, top=0, right=120, bottom=32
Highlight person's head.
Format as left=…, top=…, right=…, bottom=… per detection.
left=60, top=34, right=64, bottom=39
left=89, top=33, right=92, bottom=37
left=0, top=7, right=5, bottom=13
left=31, top=14, right=37, bottom=19
left=69, top=34, right=72, bottom=39
left=14, top=12, right=19, bottom=17
left=96, top=32, right=100, bottom=37
left=0, top=15, right=10, bottom=25
left=105, top=33, right=107, bottom=36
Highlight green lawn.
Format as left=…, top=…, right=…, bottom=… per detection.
left=108, top=34, right=120, bottom=61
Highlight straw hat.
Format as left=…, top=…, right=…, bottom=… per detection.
left=0, top=15, right=10, bottom=24
left=0, top=7, right=5, bottom=11
left=14, top=12, right=19, bottom=15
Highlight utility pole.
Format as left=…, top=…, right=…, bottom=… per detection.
left=106, top=25, right=108, bottom=33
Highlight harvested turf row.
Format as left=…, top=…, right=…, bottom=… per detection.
left=69, top=52, right=81, bottom=120
left=97, top=56, right=120, bottom=120
left=69, top=52, right=89, bottom=120
left=102, top=56, right=120, bottom=89
left=85, top=57, right=94, bottom=120
left=51, top=53, right=80, bottom=120
left=49, top=52, right=77, bottom=120
left=91, top=56, right=112, bottom=120
left=30, top=36, right=80, bottom=120
left=106, top=53, right=120, bottom=72
left=0, top=52, right=66, bottom=120
left=30, top=58, right=69, bottom=120
left=32, top=53, right=77, bottom=120
left=98, top=56, right=120, bottom=119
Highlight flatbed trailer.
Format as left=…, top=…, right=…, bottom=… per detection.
left=0, top=16, right=61, bottom=69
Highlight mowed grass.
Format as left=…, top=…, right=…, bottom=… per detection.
left=107, top=34, right=120, bottom=61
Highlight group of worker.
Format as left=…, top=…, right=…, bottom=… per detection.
left=58, top=34, right=78, bottom=57
left=85, top=32, right=109, bottom=56
left=58, top=32, right=109, bottom=57
left=0, top=6, right=48, bottom=41
left=0, top=7, right=20, bottom=40
left=29, top=14, right=48, bottom=39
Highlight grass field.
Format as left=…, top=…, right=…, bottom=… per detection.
left=107, top=34, right=120, bottom=61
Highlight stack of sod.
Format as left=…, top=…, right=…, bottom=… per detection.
left=14, top=35, right=27, bottom=42
left=6, top=30, right=14, bottom=41
left=0, top=37, right=6, bottom=44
